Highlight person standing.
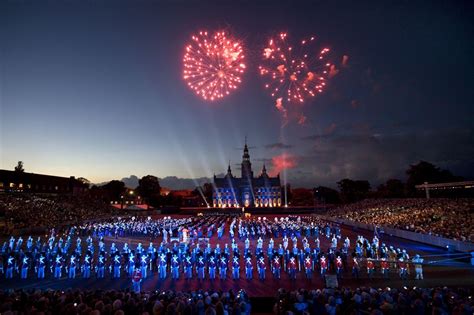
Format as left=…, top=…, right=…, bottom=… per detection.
left=412, top=254, right=424, bottom=280
left=208, top=255, right=216, bottom=280
left=272, top=255, right=281, bottom=279
left=68, top=254, right=76, bottom=279
left=132, top=267, right=142, bottom=293
left=257, top=255, right=266, bottom=280
left=367, top=258, right=375, bottom=279
left=54, top=254, right=62, bottom=279
left=197, top=255, right=205, bottom=280
left=184, top=254, right=193, bottom=279
left=232, top=255, right=240, bottom=280
left=380, top=257, right=389, bottom=279
left=21, top=256, right=29, bottom=279
left=352, top=256, right=360, bottom=280
left=288, top=256, right=297, bottom=280
left=113, top=253, right=121, bottom=279
left=305, top=255, right=313, bottom=279
left=96, top=252, right=105, bottom=279
left=159, top=252, right=167, bottom=279
left=83, top=253, right=92, bottom=279
left=171, top=253, right=180, bottom=280
left=37, top=253, right=46, bottom=279
left=245, top=254, right=253, bottom=280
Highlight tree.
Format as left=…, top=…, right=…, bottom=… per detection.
left=101, top=180, right=126, bottom=202
left=290, top=188, right=313, bottom=206
left=337, top=178, right=371, bottom=202
left=77, top=177, right=91, bottom=188
left=377, top=179, right=405, bottom=198
left=313, top=186, right=340, bottom=204
left=406, top=161, right=463, bottom=194
left=136, top=175, right=161, bottom=208
left=14, top=161, right=24, bottom=173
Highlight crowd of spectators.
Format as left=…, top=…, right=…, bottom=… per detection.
left=0, top=288, right=251, bottom=315
left=0, top=194, right=116, bottom=233
left=0, top=286, right=471, bottom=315
left=274, top=286, right=473, bottom=315
left=327, top=198, right=474, bottom=242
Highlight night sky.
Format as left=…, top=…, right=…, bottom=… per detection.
left=1, top=0, right=473, bottom=188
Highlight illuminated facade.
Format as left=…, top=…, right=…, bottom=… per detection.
left=213, top=142, right=281, bottom=208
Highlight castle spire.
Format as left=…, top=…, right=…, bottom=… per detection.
left=241, top=137, right=253, bottom=178
left=226, top=161, right=232, bottom=177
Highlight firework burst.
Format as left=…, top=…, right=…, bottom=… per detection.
left=259, top=32, right=332, bottom=104
left=183, top=31, right=246, bottom=101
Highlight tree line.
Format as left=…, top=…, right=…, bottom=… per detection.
left=9, top=160, right=468, bottom=207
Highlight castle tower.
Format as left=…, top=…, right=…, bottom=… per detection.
left=241, top=137, right=253, bottom=179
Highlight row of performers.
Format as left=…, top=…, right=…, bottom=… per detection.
left=1, top=250, right=424, bottom=280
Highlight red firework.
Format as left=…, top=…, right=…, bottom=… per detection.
left=259, top=32, right=332, bottom=103
left=183, top=31, right=246, bottom=101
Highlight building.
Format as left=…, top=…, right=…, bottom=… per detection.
left=0, top=169, right=88, bottom=195
left=213, top=141, right=282, bottom=208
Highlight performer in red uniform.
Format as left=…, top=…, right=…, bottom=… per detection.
left=132, top=267, right=142, bottom=293
left=398, top=258, right=407, bottom=280
left=335, top=256, right=343, bottom=279
left=380, top=257, right=389, bottom=279
left=272, top=255, right=281, bottom=279
left=304, top=255, right=312, bottom=279
left=366, top=258, right=375, bottom=279
left=319, top=256, right=327, bottom=278
left=352, top=257, right=360, bottom=279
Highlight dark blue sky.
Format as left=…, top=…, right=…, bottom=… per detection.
left=1, top=0, right=473, bottom=188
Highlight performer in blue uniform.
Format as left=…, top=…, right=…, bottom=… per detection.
left=219, top=256, right=227, bottom=280
left=68, top=254, right=76, bottom=279
left=159, top=252, right=167, bottom=279
left=37, top=253, right=46, bottom=279
left=257, top=255, right=266, bottom=280
left=197, top=255, right=205, bottom=280
left=21, top=256, right=29, bottom=279
left=208, top=255, right=216, bottom=280
left=96, top=252, right=105, bottom=279
left=171, top=253, right=180, bottom=279
left=232, top=255, right=240, bottom=280
left=113, top=253, right=121, bottom=278
left=83, top=253, right=92, bottom=279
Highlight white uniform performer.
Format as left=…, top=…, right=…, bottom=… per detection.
left=412, top=254, right=424, bottom=280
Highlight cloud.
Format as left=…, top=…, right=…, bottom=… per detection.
left=301, top=122, right=338, bottom=141
left=158, top=176, right=213, bottom=190
left=264, top=142, right=294, bottom=149
left=298, top=114, right=307, bottom=125
left=275, top=97, right=288, bottom=126
left=342, top=55, right=349, bottom=66
left=121, top=175, right=139, bottom=188
left=325, top=122, right=337, bottom=135
left=328, top=64, right=339, bottom=78
left=289, top=127, right=474, bottom=188
left=269, top=153, right=298, bottom=176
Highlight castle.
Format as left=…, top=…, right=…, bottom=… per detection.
left=213, top=141, right=282, bottom=208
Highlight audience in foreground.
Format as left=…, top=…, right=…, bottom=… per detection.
left=0, top=288, right=251, bottom=315
left=273, top=286, right=473, bottom=315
